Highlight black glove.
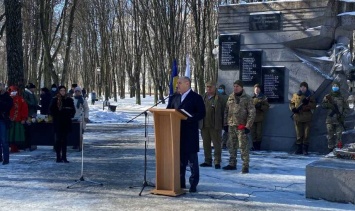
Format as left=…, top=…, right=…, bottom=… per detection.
left=223, top=126, right=229, bottom=133
left=302, top=98, right=310, bottom=105
left=255, top=102, right=262, bottom=109
left=244, top=128, right=250, bottom=134
left=292, top=108, right=299, bottom=114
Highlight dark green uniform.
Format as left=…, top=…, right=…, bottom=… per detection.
left=201, top=92, right=227, bottom=166
left=251, top=93, right=269, bottom=150
left=289, top=89, right=316, bottom=154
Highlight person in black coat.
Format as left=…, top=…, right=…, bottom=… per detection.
left=50, top=85, right=75, bottom=163
left=40, top=87, right=52, bottom=115
left=167, top=76, right=206, bottom=193
left=50, top=84, right=58, bottom=98
left=0, top=82, right=13, bottom=165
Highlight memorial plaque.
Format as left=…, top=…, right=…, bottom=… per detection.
left=219, top=34, right=241, bottom=70
left=262, top=66, right=285, bottom=103
left=239, top=50, right=262, bottom=86
left=249, top=11, right=281, bottom=31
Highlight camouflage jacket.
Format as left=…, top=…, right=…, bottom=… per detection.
left=289, top=90, right=316, bottom=122
left=224, top=90, right=256, bottom=129
left=252, top=93, right=269, bottom=122
left=321, top=91, right=350, bottom=124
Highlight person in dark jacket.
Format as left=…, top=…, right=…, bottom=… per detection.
left=0, top=82, right=13, bottom=165
left=50, top=85, right=75, bottom=163
left=167, top=76, right=205, bottom=193
left=81, top=88, right=87, bottom=99
left=68, top=84, right=77, bottom=98
left=23, top=83, right=39, bottom=117
left=218, top=84, right=229, bottom=150
left=50, top=84, right=58, bottom=98
left=40, top=87, right=52, bottom=115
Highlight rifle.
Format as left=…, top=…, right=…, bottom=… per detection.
left=290, top=92, right=314, bottom=119
left=329, top=102, right=346, bottom=131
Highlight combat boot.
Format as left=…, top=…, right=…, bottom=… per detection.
left=256, top=141, right=262, bottom=151
left=303, top=144, right=309, bottom=155
left=222, top=165, right=236, bottom=170
left=242, top=167, right=249, bottom=174
left=294, top=144, right=303, bottom=155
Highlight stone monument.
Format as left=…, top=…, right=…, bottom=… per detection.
left=217, top=0, right=355, bottom=153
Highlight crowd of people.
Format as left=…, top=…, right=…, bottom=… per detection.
left=167, top=77, right=350, bottom=193
left=0, top=82, right=90, bottom=165
left=0, top=79, right=350, bottom=196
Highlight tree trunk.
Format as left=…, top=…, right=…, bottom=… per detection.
left=5, top=0, right=24, bottom=89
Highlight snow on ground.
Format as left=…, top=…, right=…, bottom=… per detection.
left=0, top=95, right=354, bottom=210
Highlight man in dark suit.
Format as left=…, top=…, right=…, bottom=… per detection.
left=167, top=76, right=205, bottom=193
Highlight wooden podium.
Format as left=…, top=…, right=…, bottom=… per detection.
left=148, top=108, right=187, bottom=196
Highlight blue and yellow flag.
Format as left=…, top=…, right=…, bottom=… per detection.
left=169, top=59, right=178, bottom=96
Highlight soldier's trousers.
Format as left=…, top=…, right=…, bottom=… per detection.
left=201, top=128, right=222, bottom=165
left=221, top=131, right=228, bottom=147
left=326, top=123, right=343, bottom=149
left=251, top=121, right=263, bottom=142
left=227, top=126, right=249, bottom=168
left=294, top=121, right=311, bottom=145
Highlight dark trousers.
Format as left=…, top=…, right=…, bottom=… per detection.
left=180, top=152, right=199, bottom=188
left=55, top=132, right=68, bottom=160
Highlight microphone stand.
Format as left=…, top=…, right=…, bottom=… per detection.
left=127, top=95, right=169, bottom=196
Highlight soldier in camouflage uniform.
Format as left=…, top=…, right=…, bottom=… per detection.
left=222, top=80, right=255, bottom=173
left=200, top=81, right=227, bottom=169
left=217, top=84, right=229, bottom=150
left=321, top=81, right=350, bottom=152
left=251, top=84, right=269, bottom=151
left=289, top=82, right=316, bottom=155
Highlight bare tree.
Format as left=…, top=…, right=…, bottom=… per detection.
left=4, top=0, right=24, bottom=88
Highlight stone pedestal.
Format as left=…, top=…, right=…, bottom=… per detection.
left=306, top=158, right=355, bottom=204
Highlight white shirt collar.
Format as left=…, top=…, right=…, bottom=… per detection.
left=181, top=88, right=191, bottom=103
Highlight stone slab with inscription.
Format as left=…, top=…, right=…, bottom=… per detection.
left=262, top=66, right=285, bottom=103
left=239, top=50, right=262, bottom=86
left=219, top=34, right=241, bottom=70
left=249, top=11, right=281, bottom=31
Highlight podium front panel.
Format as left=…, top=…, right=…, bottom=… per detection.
left=149, top=109, right=185, bottom=196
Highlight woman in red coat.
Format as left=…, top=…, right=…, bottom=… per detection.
left=8, top=86, right=28, bottom=152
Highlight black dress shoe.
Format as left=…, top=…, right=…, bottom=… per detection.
left=2, top=161, right=9, bottom=165
left=215, top=164, right=221, bottom=169
left=222, top=165, right=236, bottom=170
left=181, top=184, right=186, bottom=189
left=199, top=162, right=212, bottom=167
left=189, top=186, right=197, bottom=193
